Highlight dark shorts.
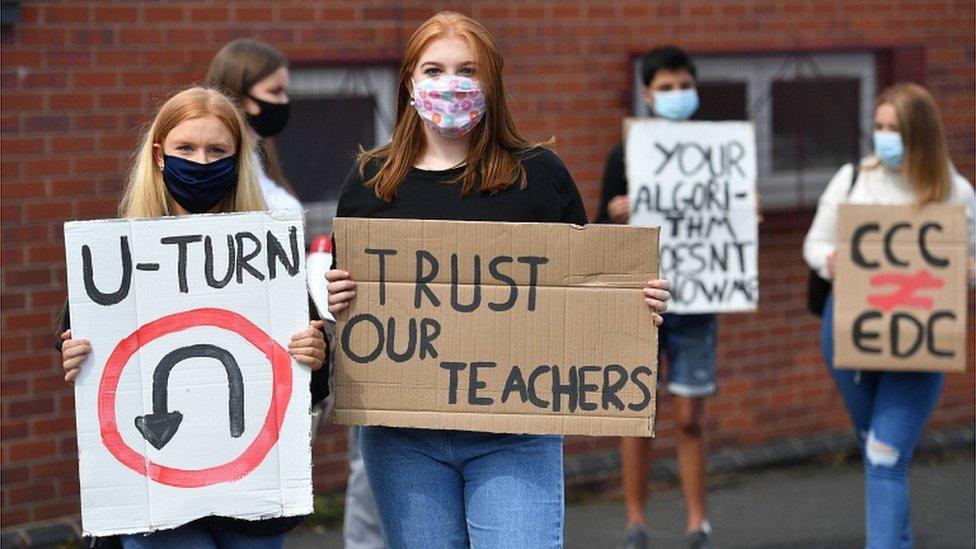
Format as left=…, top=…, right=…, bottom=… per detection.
left=660, top=313, right=718, bottom=397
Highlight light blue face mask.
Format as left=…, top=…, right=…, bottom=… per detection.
left=652, top=88, right=700, bottom=121
left=873, top=130, right=904, bottom=168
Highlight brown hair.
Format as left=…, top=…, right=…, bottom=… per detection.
left=119, top=87, right=266, bottom=218
left=358, top=11, right=546, bottom=201
left=206, top=39, right=295, bottom=196
left=875, top=83, right=952, bottom=205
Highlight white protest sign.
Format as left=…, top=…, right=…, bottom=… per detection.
left=63, top=212, right=312, bottom=536
left=626, top=119, right=759, bottom=313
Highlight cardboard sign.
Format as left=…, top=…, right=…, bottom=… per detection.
left=332, top=218, right=660, bottom=437
left=63, top=212, right=312, bottom=536
left=626, top=119, right=759, bottom=313
left=834, top=204, right=968, bottom=372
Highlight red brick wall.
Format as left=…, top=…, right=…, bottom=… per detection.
left=2, top=0, right=973, bottom=528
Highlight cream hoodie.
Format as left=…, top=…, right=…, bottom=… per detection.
left=803, top=157, right=975, bottom=281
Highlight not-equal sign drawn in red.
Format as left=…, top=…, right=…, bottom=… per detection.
left=867, top=269, right=944, bottom=313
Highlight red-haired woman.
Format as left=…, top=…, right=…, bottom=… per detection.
left=325, top=11, right=671, bottom=548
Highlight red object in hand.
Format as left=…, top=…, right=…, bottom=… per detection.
left=309, top=235, right=332, bottom=254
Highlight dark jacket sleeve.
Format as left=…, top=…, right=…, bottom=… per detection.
left=595, top=142, right=627, bottom=223
left=308, top=294, right=331, bottom=405
left=54, top=301, right=70, bottom=352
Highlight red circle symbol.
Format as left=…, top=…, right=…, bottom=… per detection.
left=98, top=308, right=292, bottom=488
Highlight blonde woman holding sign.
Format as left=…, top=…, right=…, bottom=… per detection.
left=59, top=86, right=328, bottom=549
left=324, top=11, right=671, bottom=548
left=803, top=83, right=974, bottom=549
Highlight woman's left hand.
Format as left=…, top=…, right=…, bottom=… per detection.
left=289, top=320, right=327, bottom=371
left=643, top=278, right=671, bottom=326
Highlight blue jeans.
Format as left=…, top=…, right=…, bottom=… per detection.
left=120, top=521, right=284, bottom=549
left=359, top=426, right=563, bottom=548
left=661, top=312, right=718, bottom=397
left=822, top=295, right=944, bottom=549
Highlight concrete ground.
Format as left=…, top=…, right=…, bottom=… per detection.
left=285, top=452, right=975, bottom=548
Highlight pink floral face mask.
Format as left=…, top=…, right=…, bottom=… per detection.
left=411, top=75, right=487, bottom=138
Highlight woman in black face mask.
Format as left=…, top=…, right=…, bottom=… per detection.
left=207, top=39, right=301, bottom=212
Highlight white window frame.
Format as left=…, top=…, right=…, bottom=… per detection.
left=633, top=51, right=877, bottom=210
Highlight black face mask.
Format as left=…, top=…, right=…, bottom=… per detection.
left=246, top=96, right=290, bottom=137
left=162, top=155, right=238, bottom=214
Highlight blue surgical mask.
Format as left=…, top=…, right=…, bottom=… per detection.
left=162, top=155, right=238, bottom=214
left=652, top=88, right=700, bottom=121
left=873, top=131, right=904, bottom=168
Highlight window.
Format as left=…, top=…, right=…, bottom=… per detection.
left=275, top=65, right=397, bottom=238
left=633, top=51, right=876, bottom=210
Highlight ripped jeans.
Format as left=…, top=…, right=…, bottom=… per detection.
left=822, top=295, right=944, bottom=549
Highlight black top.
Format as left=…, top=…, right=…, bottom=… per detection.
left=335, top=147, right=587, bottom=225
left=594, top=142, right=627, bottom=223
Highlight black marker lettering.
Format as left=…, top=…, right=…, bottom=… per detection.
left=577, top=365, right=600, bottom=411
left=501, top=366, right=529, bottom=404
left=450, top=253, right=482, bottom=313
left=266, top=226, right=300, bottom=280
left=385, top=317, right=417, bottom=363
left=517, top=256, right=549, bottom=311
left=160, top=235, right=202, bottom=293
left=234, top=232, right=264, bottom=283
left=628, top=366, right=654, bottom=411
left=340, top=313, right=384, bottom=364
left=204, top=235, right=234, bottom=289
left=82, top=236, right=132, bottom=305
left=468, top=361, right=495, bottom=406
left=919, top=223, right=949, bottom=268
left=440, top=361, right=467, bottom=405
left=488, top=256, right=518, bottom=312
left=852, top=311, right=883, bottom=354
left=414, top=250, right=440, bottom=308
left=365, top=248, right=397, bottom=305
left=601, top=364, right=628, bottom=411
left=419, top=318, right=441, bottom=360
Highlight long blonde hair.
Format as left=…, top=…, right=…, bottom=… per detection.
left=359, top=11, right=546, bottom=201
left=120, top=87, right=266, bottom=218
left=206, top=39, right=296, bottom=196
left=875, top=83, right=952, bottom=205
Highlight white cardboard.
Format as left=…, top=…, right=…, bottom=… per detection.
left=626, top=119, right=759, bottom=313
left=63, top=212, right=312, bottom=536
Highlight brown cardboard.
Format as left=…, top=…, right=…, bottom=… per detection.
left=332, top=217, right=660, bottom=437
left=834, top=204, right=968, bottom=372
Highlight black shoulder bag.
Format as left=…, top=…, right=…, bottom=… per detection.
left=806, top=163, right=859, bottom=316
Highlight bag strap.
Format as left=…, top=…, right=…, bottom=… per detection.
left=846, top=162, right=859, bottom=197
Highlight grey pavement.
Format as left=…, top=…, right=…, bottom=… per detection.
left=285, top=453, right=975, bottom=548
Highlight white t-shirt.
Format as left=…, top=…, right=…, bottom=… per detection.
left=803, top=157, right=975, bottom=281
left=252, top=149, right=303, bottom=212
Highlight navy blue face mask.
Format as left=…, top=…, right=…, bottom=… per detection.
left=162, top=155, right=238, bottom=214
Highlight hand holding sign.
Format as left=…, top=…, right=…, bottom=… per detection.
left=626, top=119, right=759, bottom=313
left=61, top=330, right=91, bottom=383
left=332, top=217, right=662, bottom=437
left=326, top=269, right=357, bottom=314
left=63, top=212, right=314, bottom=536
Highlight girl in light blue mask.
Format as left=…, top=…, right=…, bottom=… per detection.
left=804, top=83, right=975, bottom=549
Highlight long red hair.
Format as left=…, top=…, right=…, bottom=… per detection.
left=358, top=11, right=545, bottom=201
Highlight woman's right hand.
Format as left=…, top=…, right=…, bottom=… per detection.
left=326, top=269, right=357, bottom=315
left=827, top=251, right=837, bottom=279
left=61, top=330, right=91, bottom=383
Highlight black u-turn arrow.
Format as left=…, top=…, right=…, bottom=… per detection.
left=135, top=344, right=245, bottom=450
